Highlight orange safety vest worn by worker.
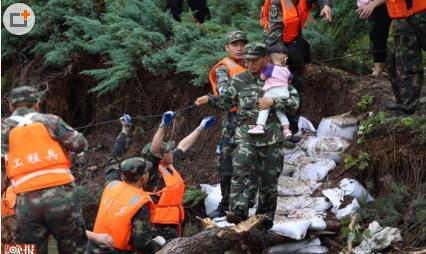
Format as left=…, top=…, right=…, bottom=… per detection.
left=151, top=162, right=185, bottom=235
left=209, top=57, right=246, bottom=113
left=386, top=0, right=426, bottom=18
left=5, top=113, right=73, bottom=194
left=260, top=0, right=313, bottom=43
left=93, top=180, right=156, bottom=251
left=1, top=186, right=16, bottom=217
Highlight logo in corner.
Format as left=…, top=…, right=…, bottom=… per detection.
left=2, top=3, right=35, bottom=35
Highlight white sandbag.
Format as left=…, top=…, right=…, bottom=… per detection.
left=305, top=137, right=350, bottom=163
left=322, top=188, right=345, bottom=211
left=353, top=221, right=402, bottom=254
left=297, top=245, right=329, bottom=253
left=276, top=196, right=332, bottom=216
left=292, top=157, right=336, bottom=181
left=282, top=147, right=307, bottom=176
left=285, top=156, right=319, bottom=176
left=200, top=184, right=222, bottom=215
left=271, top=218, right=311, bottom=240
left=339, top=178, right=375, bottom=203
left=317, top=113, right=359, bottom=141
left=284, top=146, right=307, bottom=163
left=287, top=209, right=327, bottom=231
left=335, top=199, right=360, bottom=219
left=298, top=116, right=316, bottom=132
left=267, top=238, right=322, bottom=253
left=278, top=176, right=321, bottom=196
left=308, top=215, right=327, bottom=231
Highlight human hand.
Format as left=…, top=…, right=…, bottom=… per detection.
left=320, top=5, right=332, bottom=22
left=94, top=233, right=114, bottom=248
left=160, top=111, right=176, bottom=128
left=356, top=2, right=375, bottom=19
left=194, top=95, right=209, bottom=106
left=197, top=116, right=216, bottom=132
left=120, top=114, right=132, bottom=134
left=258, top=97, right=274, bottom=110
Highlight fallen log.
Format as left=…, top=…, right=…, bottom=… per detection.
left=156, top=215, right=342, bottom=254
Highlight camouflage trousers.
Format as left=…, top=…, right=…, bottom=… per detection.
left=388, top=11, right=425, bottom=111
left=15, top=184, right=87, bottom=254
left=229, top=141, right=283, bottom=228
left=216, top=112, right=258, bottom=209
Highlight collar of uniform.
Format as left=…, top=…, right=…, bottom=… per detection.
left=11, top=108, right=36, bottom=116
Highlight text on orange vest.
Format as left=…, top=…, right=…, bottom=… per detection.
left=6, top=113, right=73, bottom=194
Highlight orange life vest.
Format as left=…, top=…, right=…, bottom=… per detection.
left=5, top=113, right=73, bottom=194
left=386, top=0, right=426, bottom=18
left=151, top=162, right=185, bottom=236
left=209, top=57, right=246, bottom=113
left=93, top=180, right=156, bottom=251
left=1, top=186, right=16, bottom=217
left=260, top=0, right=313, bottom=43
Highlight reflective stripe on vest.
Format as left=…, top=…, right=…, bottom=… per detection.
left=209, top=57, right=246, bottom=113
left=386, top=0, right=426, bottom=18
left=260, top=0, right=313, bottom=43
left=1, top=186, right=16, bottom=217
left=151, top=163, right=185, bottom=233
left=93, top=181, right=155, bottom=251
left=6, top=113, right=72, bottom=194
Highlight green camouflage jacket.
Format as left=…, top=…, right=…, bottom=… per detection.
left=208, top=70, right=299, bottom=147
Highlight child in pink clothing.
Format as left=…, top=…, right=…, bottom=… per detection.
left=248, top=45, right=293, bottom=138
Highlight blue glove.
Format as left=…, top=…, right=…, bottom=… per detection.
left=197, top=116, right=216, bottom=132
left=160, top=111, right=176, bottom=128
left=120, top=114, right=132, bottom=134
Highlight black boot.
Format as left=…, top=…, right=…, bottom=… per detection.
left=208, top=206, right=227, bottom=219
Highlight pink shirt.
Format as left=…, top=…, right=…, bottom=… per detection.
left=261, top=64, right=293, bottom=91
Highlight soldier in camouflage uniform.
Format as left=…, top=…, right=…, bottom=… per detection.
left=386, top=9, right=425, bottom=114
left=208, top=31, right=258, bottom=218
left=262, top=0, right=332, bottom=135
left=195, top=42, right=300, bottom=229
left=1, top=86, right=88, bottom=254
left=88, top=157, right=165, bottom=254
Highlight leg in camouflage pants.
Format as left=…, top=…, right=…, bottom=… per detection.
left=229, top=141, right=283, bottom=229
left=217, top=112, right=258, bottom=211
left=15, top=185, right=87, bottom=254
left=388, top=11, right=425, bottom=112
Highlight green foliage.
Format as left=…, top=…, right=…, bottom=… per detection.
left=357, top=111, right=387, bottom=144
left=2, top=0, right=372, bottom=94
left=304, top=0, right=369, bottom=73
left=343, top=151, right=369, bottom=171
left=356, top=95, right=375, bottom=111
left=359, top=183, right=407, bottom=227
left=183, top=185, right=207, bottom=208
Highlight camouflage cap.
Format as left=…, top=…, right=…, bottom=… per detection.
left=268, top=44, right=288, bottom=54
left=9, top=86, right=42, bottom=105
left=120, top=157, right=153, bottom=182
left=243, top=42, right=268, bottom=59
left=141, top=140, right=176, bottom=157
left=226, top=30, right=248, bottom=44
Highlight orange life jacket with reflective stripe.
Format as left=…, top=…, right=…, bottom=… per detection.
left=151, top=162, right=185, bottom=235
left=1, top=186, right=16, bottom=217
left=260, top=0, right=313, bottom=43
left=386, top=0, right=426, bottom=18
left=5, top=113, right=73, bottom=194
left=209, top=57, right=246, bottom=113
left=93, top=181, right=156, bottom=251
